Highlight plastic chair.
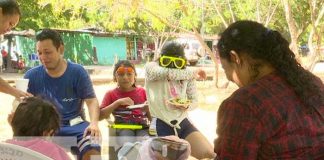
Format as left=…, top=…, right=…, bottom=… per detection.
left=106, top=115, right=118, bottom=160
left=0, top=142, right=53, bottom=160
left=106, top=115, right=144, bottom=160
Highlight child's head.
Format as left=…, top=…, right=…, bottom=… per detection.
left=159, top=41, right=187, bottom=69
left=113, top=60, right=137, bottom=89
left=10, top=97, right=60, bottom=137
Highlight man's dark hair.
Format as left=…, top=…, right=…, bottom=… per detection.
left=11, top=97, right=60, bottom=136
left=0, top=0, right=20, bottom=16
left=36, top=29, right=64, bottom=49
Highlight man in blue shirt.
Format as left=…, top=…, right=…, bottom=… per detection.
left=24, top=29, right=101, bottom=160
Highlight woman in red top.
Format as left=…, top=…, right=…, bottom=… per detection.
left=214, top=21, right=324, bottom=159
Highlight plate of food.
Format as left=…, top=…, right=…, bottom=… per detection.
left=167, top=98, right=191, bottom=109
left=127, top=103, right=146, bottom=109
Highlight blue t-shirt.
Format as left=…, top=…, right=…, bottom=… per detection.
left=24, top=61, right=96, bottom=122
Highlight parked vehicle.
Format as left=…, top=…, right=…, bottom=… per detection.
left=176, top=38, right=200, bottom=66
left=299, top=45, right=309, bottom=56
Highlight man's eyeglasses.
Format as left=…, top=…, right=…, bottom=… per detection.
left=160, top=56, right=186, bottom=69
left=116, top=67, right=134, bottom=76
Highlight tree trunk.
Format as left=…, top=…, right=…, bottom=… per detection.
left=265, top=1, right=279, bottom=27
left=256, top=0, right=261, bottom=22
left=211, top=0, right=228, bottom=27
left=178, top=0, right=222, bottom=87
left=282, top=0, right=300, bottom=58
left=306, top=0, right=324, bottom=70
left=226, top=0, right=236, bottom=23
left=153, top=34, right=171, bottom=61
left=192, top=28, right=220, bottom=87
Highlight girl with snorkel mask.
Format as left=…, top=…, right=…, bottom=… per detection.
left=144, top=41, right=215, bottom=159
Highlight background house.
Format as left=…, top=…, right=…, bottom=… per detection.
left=1, top=29, right=144, bottom=72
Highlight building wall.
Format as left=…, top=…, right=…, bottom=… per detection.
left=60, top=32, right=94, bottom=65
left=16, top=36, right=37, bottom=67
left=16, top=36, right=35, bottom=57
left=14, top=33, right=95, bottom=67
left=10, top=31, right=132, bottom=67
left=93, top=36, right=127, bottom=65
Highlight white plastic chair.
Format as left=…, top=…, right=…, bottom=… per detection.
left=106, top=115, right=145, bottom=160
left=0, top=142, right=53, bottom=160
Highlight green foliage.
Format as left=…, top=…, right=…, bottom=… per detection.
left=290, top=0, right=311, bottom=29
left=17, top=0, right=55, bottom=30
left=60, top=32, right=94, bottom=65
left=15, top=0, right=323, bottom=55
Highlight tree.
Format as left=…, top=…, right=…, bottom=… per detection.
left=113, top=1, right=182, bottom=58
left=16, top=0, right=324, bottom=74
left=17, top=0, right=53, bottom=30
left=208, top=0, right=281, bottom=87
left=281, top=0, right=324, bottom=68
left=282, top=0, right=305, bottom=57
left=307, top=0, right=324, bottom=70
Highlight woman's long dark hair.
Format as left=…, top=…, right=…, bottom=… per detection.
left=217, top=20, right=323, bottom=110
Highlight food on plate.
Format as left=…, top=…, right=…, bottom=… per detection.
left=168, top=98, right=191, bottom=109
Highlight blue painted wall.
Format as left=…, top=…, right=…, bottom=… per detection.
left=93, top=36, right=127, bottom=65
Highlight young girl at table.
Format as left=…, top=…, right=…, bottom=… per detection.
left=100, top=60, right=151, bottom=144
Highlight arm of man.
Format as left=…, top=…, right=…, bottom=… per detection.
left=0, top=78, right=31, bottom=98
left=84, top=97, right=101, bottom=138
left=72, top=65, right=101, bottom=138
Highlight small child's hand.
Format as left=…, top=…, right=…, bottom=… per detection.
left=118, top=97, right=134, bottom=106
